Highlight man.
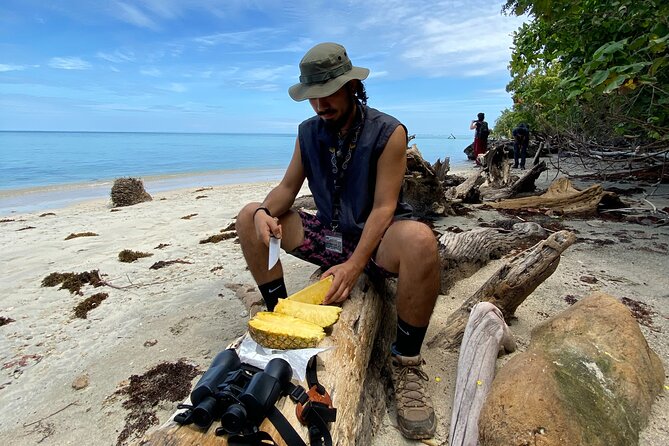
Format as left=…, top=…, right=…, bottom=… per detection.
left=235, top=42, right=439, bottom=440
left=512, top=123, right=530, bottom=169
left=469, top=112, right=489, bottom=164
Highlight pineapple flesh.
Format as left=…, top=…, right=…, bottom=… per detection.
left=274, top=298, right=341, bottom=329
left=248, top=312, right=325, bottom=350
left=286, top=275, right=333, bottom=304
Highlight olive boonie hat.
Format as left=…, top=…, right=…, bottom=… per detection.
left=288, top=42, right=369, bottom=101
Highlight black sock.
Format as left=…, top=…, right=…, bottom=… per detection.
left=392, top=317, right=428, bottom=357
left=258, top=278, right=287, bottom=311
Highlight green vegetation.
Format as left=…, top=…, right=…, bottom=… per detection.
left=497, top=0, right=668, bottom=149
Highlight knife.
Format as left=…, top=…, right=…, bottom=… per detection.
left=268, top=236, right=280, bottom=270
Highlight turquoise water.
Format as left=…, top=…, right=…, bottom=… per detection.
left=0, top=131, right=472, bottom=214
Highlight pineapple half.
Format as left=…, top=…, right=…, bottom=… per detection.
left=248, top=312, right=325, bottom=350
left=286, top=275, right=333, bottom=304
left=274, top=298, right=342, bottom=329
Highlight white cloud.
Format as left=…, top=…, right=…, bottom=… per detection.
left=140, top=67, right=162, bottom=77
left=114, top=1, right=159, bottom=30
left=49, top=57, right=91, bottom=70
left=0, top=64, right=27, bottom=72
left=96, top=50, right=135, bottom=63
left=166, top=82, right=186, bottom=92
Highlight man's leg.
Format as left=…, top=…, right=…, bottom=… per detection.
left=513, top=142, right=519, bottom=168
left=374, top=220, right=439, bottom=439
left=236, top=202, right=305, bottom=309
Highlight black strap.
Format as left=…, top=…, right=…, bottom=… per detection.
left=266, top=405, right=307, bottom=446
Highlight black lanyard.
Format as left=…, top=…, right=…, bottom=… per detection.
left=329, top=107, right=364, bottom=232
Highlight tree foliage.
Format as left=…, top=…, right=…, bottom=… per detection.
left=499, top=0, right=669, bottom=145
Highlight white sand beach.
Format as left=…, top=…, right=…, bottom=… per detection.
left=1, top=164, right=668, bottom=446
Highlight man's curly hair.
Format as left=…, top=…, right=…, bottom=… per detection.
left=351, top=80, right=368, bottom=105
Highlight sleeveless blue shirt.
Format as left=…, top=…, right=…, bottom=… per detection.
left=297, top=104, right=413, bottom=236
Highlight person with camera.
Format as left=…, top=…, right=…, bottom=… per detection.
left=235, top=42, right=439, bottom=440
left=469, top=112, right=489, bottom=165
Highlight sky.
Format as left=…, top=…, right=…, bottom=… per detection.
left=0, top=0, right=526, bottom=135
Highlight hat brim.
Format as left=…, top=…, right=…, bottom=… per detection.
left=288, top=66, right=369, bottom=102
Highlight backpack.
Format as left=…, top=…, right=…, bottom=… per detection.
left=479, top=121, right=490, bottom=139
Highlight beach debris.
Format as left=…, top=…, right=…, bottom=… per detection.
left=110, top=178, right=152, bottom=207
left=3, top=354, right=43, bottom=375
left=39, top=212, right=56, bottom=217
left=180, top=213, right=197, bottom=219
left=221, top=221, right=235, bottom=232
left=154, top=243, right=170, bottom=249
left=110, top=208, right=122, bottom=212
left=621, top=297, right=656, bottom=329
left=149, top=259, right=191, bottom=270
left=17, top=226, right=36, bottom=231
left=293, top=194, right=317, bottom=211
left=478, top=292, right=665, bottom=446
left=118, top=249, right=153, bottom=263
left=64, top=231, right=98, bottom=240
left=199, top=232, right=235, bottom=244
left=73, top=292, right=108, bottom=319
left=0, top=218, right=15, bottom=223
left=41, top=270, right=103, bottom=295
left=194, top=187, right=212, bottom=192
left=564, top=294, right=579, bottom=305
left=579, top=274, right=598, bottom=284
left=143, top=339, right=158, bottom=347
left=210, top=265, right=223, bottom=272
left=0, top=316, right=15, bottom=326
left=195, top=195, right=207, bottom=199
left=114, top=361, right=198, bottom=446
left=71, top=374, right=89, bottom=390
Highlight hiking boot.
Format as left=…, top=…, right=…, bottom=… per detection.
left=389, top=354, right=436, bottom=439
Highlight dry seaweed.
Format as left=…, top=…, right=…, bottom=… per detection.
left=194, top=187, right=212, bottom=192
left=17, top=226, right=36, bottom=231
left=110, top=178, right=152, bottom=207
left=149, top=259, right=192, bottom=270
left=195, top=195, right=207, bottom=199
left=199, top=232, right=236, bottom=244
left=64, top=232, right=98, bottom=240
left=0, top=316, right=15, bottom=326
left=39, top=213, right=56, bottom=217
left=118, top=250, right=153, bottom=263
left=74, top=293, right=108, bottom=319
left=621, top=297, right=656, bottom=328
left=115, top=361, right=198, bottom=446
left=154, top=243, right=170, bottom=249
left=0, top=218, right=15, bottom=223
left=221, top=222, right=236, bottom=232
left=180, top=213, right=197, bottom=220
left=41, top=270, right=103, bottom=295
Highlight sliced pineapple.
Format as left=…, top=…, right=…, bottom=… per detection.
left=274, top=298, right=342, bottom=329
left=287, top=276, right=333, bottom=305
left=248, top=312, right=325, bottom=350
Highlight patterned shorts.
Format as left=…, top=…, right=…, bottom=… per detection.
left=287, top=210, right=397, bottom=280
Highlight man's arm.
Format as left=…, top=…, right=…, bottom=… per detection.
left=322, top=125, right=407, bottom=303
left=254, top=139, right=306, bottom=244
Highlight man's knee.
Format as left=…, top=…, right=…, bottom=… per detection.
left=236, top=202, right=261, bottom=234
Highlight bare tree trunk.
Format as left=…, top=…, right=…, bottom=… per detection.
left=429, top=230, right=576, bottom=350
left=449, top=302, right=516, bottom=446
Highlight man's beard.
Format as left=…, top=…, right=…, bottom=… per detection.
left=323, top=96, right=356, bottom=134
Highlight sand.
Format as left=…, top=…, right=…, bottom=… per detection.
left=1, top=161, right=667, bottom=446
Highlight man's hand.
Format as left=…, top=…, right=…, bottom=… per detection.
left=321, top=259, right=365, bottom=304
left=254, top=211, right=282, bottom=246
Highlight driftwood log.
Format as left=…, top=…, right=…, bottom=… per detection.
left=429, top=230, right=577, bottom=349
left=140, top=274, right=394, bottom=446
left=110, top=177, right=152, bottom=207
left=438, top=222, right=547, bottom=293
left=403, top=145, right=450, bottom=217
left=481, top=145, right=512, bottom=189
left=449, top=302, right=516, bottom=446
left=445, top=170, right=484, bottom=203
left=481, top=161, right=548, bottom=201
left=488, top=177, right=612, bottom=214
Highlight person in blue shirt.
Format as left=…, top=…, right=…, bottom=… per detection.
left=235, top=42, right=439, bottom=440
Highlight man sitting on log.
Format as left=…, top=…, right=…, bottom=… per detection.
left=236, top=42, right=440, bottom=440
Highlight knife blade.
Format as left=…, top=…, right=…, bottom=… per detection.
left=268, top=236, right=280, bottom=270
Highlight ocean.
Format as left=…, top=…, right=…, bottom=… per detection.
left=0, top=131, right=472, bottom=214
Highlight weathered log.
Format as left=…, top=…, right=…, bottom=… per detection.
left=429, top=230, right=576, bottom=349
left=445, top=170, right=484, bottom=203
left=449, top=302, right=515, bottom=446
left=481, top=161, right=548, bottom=201
left=432, top=157, right=451, bottom=182
left=481, top=145, right=512, bottom=189
left=438, top=222, right=547, bottom=293
left=488, top=177, right=612, bottom=214
left=403, top=145, right=450, bottom=218
left=140, top=274, right=394, bottom=445
left=479, top=292, right=665, bottom=446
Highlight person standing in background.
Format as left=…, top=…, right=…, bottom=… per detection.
left=512, top=123, right=530, bottom=169
left=469, top=112, right=489, bottom=165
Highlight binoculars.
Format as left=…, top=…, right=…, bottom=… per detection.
left=186, top=348, right=293, bottom=435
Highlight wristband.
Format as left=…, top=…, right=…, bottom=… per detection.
left=253, top=206, right=272, bottom=219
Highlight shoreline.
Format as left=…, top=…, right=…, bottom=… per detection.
left=1, top=160, right=474, bottom=217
